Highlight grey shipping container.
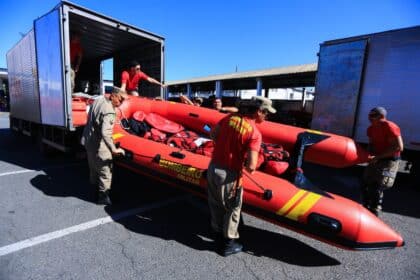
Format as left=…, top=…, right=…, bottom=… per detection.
left=311, top=25, right=420, bottom=180
left=311, top=25, right=420, bottom=152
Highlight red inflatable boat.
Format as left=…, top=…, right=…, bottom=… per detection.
left=72, top=97, right=89, bottom=127
left=117, top=97, right=369, bottom=168
left=108, top=96, right=403, bottom=250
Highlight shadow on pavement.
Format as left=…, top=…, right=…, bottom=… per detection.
left=29, top=160, right=185, bottom=208
left=0, top=126, right=98, bottom=204
left=240, top=224, right=340, bottom=266
left=383, top=173, right=420, bottom=218
left=105, top=182, right=340, bottom=266
left=30, top=167, right=97, bottom=204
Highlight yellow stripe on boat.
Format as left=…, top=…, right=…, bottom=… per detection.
left=276, top=190, right=306, bottom=216
left=285, top=192, right=322, bottom=221
left=305, top=129, right=323, bottom=135
left=112, top=133, right=125, bottom=140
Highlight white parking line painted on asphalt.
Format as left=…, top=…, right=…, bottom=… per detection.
left=0, top=162, right=84, bottom=178
left=0, top=195, right=189, bottom=257
left=0, top=169, right=36, bottom=177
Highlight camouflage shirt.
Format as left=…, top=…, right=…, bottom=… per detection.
left=81, top=96, right=117, bottom=155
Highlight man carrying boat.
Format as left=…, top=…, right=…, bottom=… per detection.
left=81, top=88, right=126, bottom=205
left=362, top=107, right=403, bottom=216
left=207, top=96, right=276, bottom=256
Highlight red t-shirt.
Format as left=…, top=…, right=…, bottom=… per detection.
left=212, top=115, right=262, bottom=172
left=70, top=41, right=82, bottom=65
left=367, top=120, right=401, bottom=157
left=121, top=70, right=149, bottom=91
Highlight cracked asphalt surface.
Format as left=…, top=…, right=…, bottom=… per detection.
left=0, top=112, right=419, bottom=280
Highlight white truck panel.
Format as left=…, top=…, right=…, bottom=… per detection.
left=35, top=7, right=67, bottom=128
left=6, top=30, right=41, bottom=123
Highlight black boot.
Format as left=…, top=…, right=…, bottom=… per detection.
left=222, top=238, right=243, bottom=257
left=368, top=187, right=383, bottom=217
left=214, top=234, right=224, bottom=253
left=97, top=190, right=112, bottom=206
left=361, top=185, right=370, bottom=208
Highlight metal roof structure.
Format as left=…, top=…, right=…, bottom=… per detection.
left=167, top=63, right=317, bottom=91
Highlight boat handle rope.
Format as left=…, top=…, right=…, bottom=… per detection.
left=116, top=141, right=272, bottom=200
left=239, top=115, right=272, bottom=201
left=243, top=171, right=273, bottom=201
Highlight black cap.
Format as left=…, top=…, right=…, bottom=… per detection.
left=369, top=106, right=387, bottom=117
left=128, top=60, right=140, bottom=68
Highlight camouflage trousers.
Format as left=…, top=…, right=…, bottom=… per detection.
left=362, top=159, right=400, bottom=213
left=207, top=162, right=243, bottom=239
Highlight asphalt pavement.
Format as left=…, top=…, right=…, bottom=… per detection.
left=0, top=112, right=419, bottom=280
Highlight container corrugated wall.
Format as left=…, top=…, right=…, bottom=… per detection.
left=6, top=29, right=41, bottom=123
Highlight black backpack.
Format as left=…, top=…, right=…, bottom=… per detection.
left=121, top=118, right=150, bottom=137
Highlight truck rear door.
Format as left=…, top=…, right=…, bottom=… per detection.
left=35, top=7, right=68, bottom=128
left=311, top=40, right=368, bottom=137
left=354, top=27, right=420, bottom=151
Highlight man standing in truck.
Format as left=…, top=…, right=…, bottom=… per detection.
left=81, top=88, right=126, bottom=205
left=70, top=32, right=83, bottom=92
left=362, top=107, right=404, bottom=216
left=212, top=97, right=238, bottom=113
left=120, top=60, right=165, bottom=96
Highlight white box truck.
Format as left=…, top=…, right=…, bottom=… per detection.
left=311, top=26, right=420, bottom=180
left=7, top=1, right=165, bottom=152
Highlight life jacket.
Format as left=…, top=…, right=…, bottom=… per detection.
left=144, top=128, right=167, bottom=142
left=257, top=143, right=290, bottom=176
left=260, top=143, right=289, bottom=162
left=133, top=110, right=146, bottom=122
left=122, top=111, right=174, bottom=142
left=166, top=130, right=199, bottom=151
left=145, top=112, right=184, bottom=134
left=263, top=160, right=289, bottom=177
left=195, top=140, right=215, bottom=157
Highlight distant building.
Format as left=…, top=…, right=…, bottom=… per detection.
left=0, top=68, right=7, bottom=89
left=0, top=68, right=9, bottom=111
left=166, top=63, right=317, bottom=101
left=236, top=87, right=314, bottom=100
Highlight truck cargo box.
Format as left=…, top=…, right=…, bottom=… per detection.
left=7, top=1, right=165, bottom=130
left=311, top=26, right=420, bottom=152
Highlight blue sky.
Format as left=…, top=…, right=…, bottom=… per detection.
left=0, top=0, right=419, bottom=82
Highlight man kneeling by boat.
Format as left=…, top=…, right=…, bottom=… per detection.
left=207, top=96, right=276, bottom=256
